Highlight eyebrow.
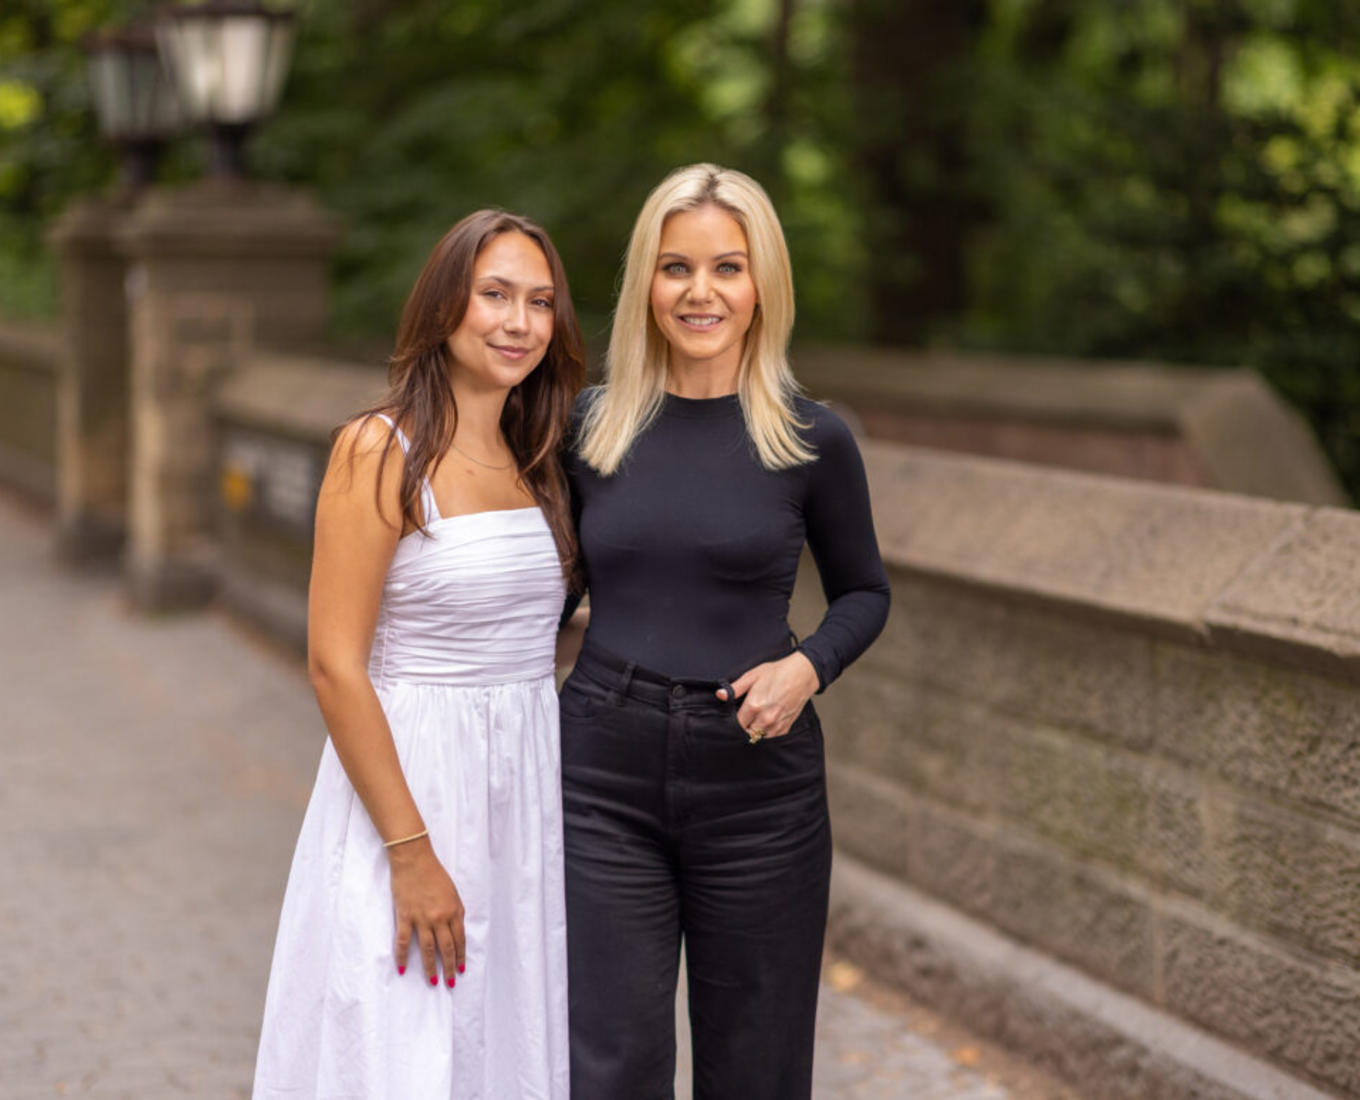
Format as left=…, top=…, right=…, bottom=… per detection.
left=657, top=250, right=748, bottom=262
left=478, top=275, right=555, bottom=293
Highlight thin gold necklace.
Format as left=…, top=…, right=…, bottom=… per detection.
left=451, top=440, right=515, bottom=470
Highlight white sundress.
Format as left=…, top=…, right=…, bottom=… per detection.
left=253, top=420, right=569, bottom=1099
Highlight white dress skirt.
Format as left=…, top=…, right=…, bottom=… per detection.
left=252, top=455, right=569, bottom=1099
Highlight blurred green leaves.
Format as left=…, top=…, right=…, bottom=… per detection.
left=2, top=0, right=1360, bottom=494
left=958, top=0, right=1360, bottom=497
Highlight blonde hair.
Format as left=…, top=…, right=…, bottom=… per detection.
left=578, top=163, right=814, bottom=474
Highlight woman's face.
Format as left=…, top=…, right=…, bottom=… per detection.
left=445, top=231, right=555, bottom=394
left=649, top=203, right=758, bottom=378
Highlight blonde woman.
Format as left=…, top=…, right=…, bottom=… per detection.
left=559, top=164, right=890, bottom=1098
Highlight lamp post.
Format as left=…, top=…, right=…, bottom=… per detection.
left=85, top=25, right=179, bottom=192
left=156, top=0, right=297, bottom=180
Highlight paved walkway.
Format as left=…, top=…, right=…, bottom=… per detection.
left=0, top=492, right=1075, bottom=1098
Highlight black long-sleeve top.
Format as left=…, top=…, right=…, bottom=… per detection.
left=564, top=390, right=890, bottom=689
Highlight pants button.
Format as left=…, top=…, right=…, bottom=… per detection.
left=671, top=684, right=684, bottom=698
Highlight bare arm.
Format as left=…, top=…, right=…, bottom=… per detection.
left=307, top=418, right=465, bottom=987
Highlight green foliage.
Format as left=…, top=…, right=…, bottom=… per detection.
left=0, top=0, right=136, bottom=315
left=3, top=0, right=1359, bottom=495
left=958, top=0, right=1360, bottom=496
left=0, top=0, right=865, bottom=344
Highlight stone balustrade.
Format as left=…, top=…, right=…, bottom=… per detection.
left=0, top=318, right=59, bottom=502
left=793, top=344, right=1349, bottom=506
left=792, top=441, right=1360, bottom=1098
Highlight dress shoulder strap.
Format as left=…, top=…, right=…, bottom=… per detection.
left=371, top=413, right=442, bottom=524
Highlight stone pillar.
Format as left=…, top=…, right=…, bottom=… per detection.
left=118, top=180, right=339, bottom=610
left=48, top=196, right=137, bottom=564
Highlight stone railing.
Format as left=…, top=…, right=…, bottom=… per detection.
left=793, top=345, right=1349, bottom=507
left=1, top=322, right=1348, bottom=1095
left=0, top=318, right=59, bottom=502
left=213, top=351, right=385, bottom=651
left=792, top=442, right=1360, bottom=1099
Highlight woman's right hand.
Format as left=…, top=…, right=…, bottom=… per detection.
left=388, top=837, right=466, bottom=987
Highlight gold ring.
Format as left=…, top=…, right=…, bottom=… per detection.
left=747, top=726, right=766, bottom=744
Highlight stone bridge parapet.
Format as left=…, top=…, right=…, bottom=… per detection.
left=794, top=442, right=1360, bottom=1098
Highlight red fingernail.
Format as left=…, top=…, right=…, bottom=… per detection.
left=429, top=975, right=438, bottom=986
left=397, top=966, right=406, bottom=975
left=447, top=976, right=455, bottom=987
left=458, top=964, right=465, bottom=974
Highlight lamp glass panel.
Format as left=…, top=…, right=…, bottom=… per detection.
left=128, top=51, right=176, bottom=133
left=89, top=49, right=177, bottom=139
left=159, top=19, right=221, bottom=121
left=88, top=53, right=127, bottom=137
left=215, top=17, right=272, bottom=123
left=260, top=22, right=296, bottom=113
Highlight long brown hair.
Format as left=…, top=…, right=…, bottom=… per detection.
left=356, top=210, right=585, bottom=580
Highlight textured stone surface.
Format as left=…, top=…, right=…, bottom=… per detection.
left=0, top=317, right=58, bottom=502
left=828, top=856, right=1335, bottom=1100
left=991, top=723, right=1209, bottom=899
left=1152, top=643, right=1360, bottom=819
left=801, top=443, right=1360, bottom=1093
left=985, top=826, right=1157, bottom=1002
left=863, top=443, right=1308, bottom=645
left=1162, top=910, right=1360, bottom=1095
left=859, top=576, right=1158, bottom=751
left=824, top=674, right=1000, bottom=817
left=1209, top=507, right=1360, bottom=678
left=793, top=345, right=1348, bottom=505
left=120, top=184, right=339, bottom=612
left=50, top=197, right=136, bottom=562
left=827, top=762, right=920, bottom=885
left=216, top=353, right=385, bottom=440
left=1211, top=794, right=1360, bottom=966
left=831, top=767, right=1162, bottom=1003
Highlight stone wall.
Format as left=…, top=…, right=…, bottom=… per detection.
left=792, top=442, right=1360, bottom=1098
left=213, top=351, right=384, bottom=650
left=0, top=319, right=58, bottom=503
left=793, top=345, right=1349, bottom=506
left=103, top=347, right=1360, bottom=1095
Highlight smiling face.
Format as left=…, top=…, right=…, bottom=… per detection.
left=445, top=230, right=555, bottom=395
left=649, top=203, right=758, bottom=383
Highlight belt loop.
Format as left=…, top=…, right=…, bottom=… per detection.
left=608, top=660, right=636, bottom=707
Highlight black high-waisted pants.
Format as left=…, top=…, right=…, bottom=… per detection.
left=560, top=641, right=832, bottom=1100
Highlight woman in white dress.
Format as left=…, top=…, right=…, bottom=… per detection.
left=253, top=210, right=585, bottom=1099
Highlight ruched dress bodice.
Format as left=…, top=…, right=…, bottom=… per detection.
left=370, top=507, right=565, bottom=689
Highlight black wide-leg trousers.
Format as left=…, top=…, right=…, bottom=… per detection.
left=560, top=642, right=833, bottom=1100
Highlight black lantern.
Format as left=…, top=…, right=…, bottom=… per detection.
left=86, top=25, right=180, bottom=191
left=156, top=1, right=297, bottom=179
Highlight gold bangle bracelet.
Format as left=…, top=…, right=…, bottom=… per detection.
left=383, top=828, right=429, bottom=849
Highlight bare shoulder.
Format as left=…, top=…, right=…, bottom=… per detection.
left=333, top=412, right=403, bottom=462
left=320, top=413, right=405, bottom=528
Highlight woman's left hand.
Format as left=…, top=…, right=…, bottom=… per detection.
left=716, top=651, right=820, bottom=740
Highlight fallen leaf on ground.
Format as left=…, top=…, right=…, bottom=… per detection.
left=826, top=960, right=864, bottom=992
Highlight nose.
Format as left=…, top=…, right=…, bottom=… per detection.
left=688, top=269, right=713, bottom=303
left=504, top=297, right=529, bottom=334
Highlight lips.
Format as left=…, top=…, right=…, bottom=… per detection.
left=490, top=344, right=532, bottom=358
left=679, top=314, right=722, bottom=328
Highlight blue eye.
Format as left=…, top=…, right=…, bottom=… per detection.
left=663, top=261, right=688, bottom=275
left=717, top=262, right=741, bottom=274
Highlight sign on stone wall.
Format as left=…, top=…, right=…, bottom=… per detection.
left=219, top=430, right=319, bottom=537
